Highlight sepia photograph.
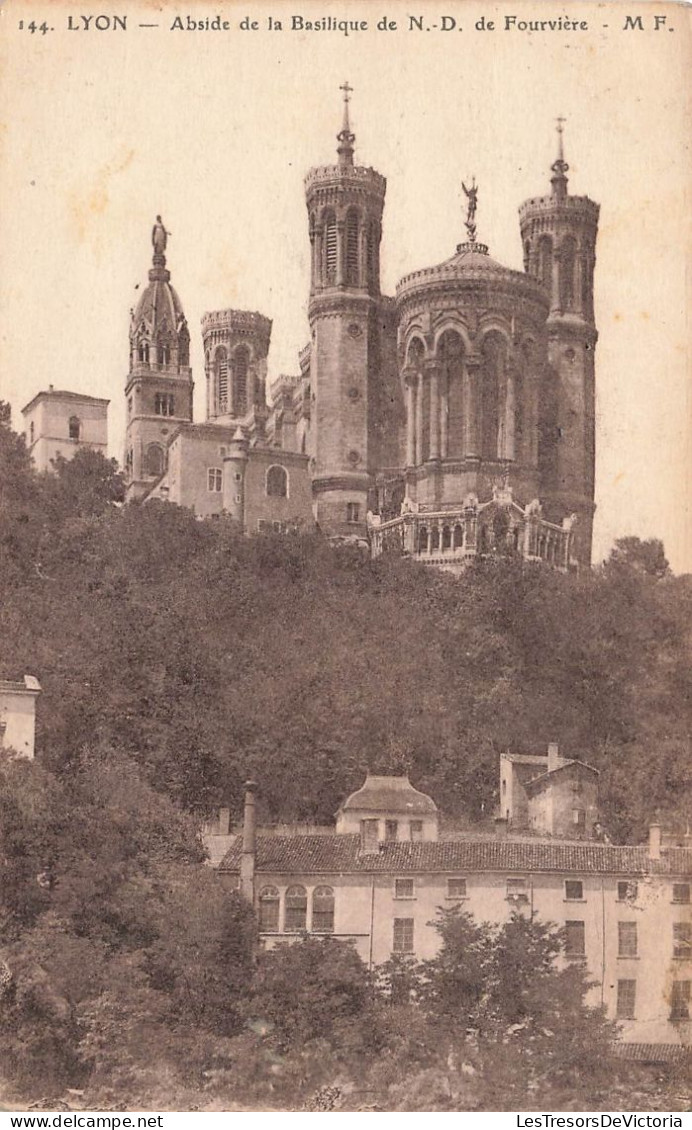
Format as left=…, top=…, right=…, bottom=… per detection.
left=0, top=0, right=691, bottom=1115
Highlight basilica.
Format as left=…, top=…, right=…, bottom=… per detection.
left=122, top=90, right=599, bottom=569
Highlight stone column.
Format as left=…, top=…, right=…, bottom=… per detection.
left=427, top=361, right=440, bottom=460
left=504, top=365, right=516, bottom=461
left=403, top=367, right=416, bottom=467
left=465, top=355, right=482, bottom=457
left=415, top=373, right=424, bottom=466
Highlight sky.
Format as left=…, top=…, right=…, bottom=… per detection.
left=1, top=0, right=690, bottom=571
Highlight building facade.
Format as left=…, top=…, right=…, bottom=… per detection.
left=121, top=95, right=598, bottom=568
left=21, top=389, right=109, bottom=473
left=214, top=760, right=692, bottom=1052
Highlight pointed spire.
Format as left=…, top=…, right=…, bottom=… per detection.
left=551, top=117, right=569, bottom=199
left=337, top=81, right=355, bottom=167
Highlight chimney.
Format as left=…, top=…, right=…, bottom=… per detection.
left=547, top=742, right=559, bottom=773
left=648, top=822, right=661, bottom=861
left=240, top=780, right=257, bottom=902
left=218, top=806, right=231, bottom=836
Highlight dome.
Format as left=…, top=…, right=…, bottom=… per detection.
left=340, top=774, right=437, bottom=816
left=132, top=276, right=186, bottom=337
left=396, top=241, right=548, bottom=308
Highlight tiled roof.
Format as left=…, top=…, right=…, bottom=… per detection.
left=613, top=1043, right=690, bottom=1064
left=218, top=835, right=692, bottom=877
left=340, top=775, right=437, bottom=815
left=526, top=760, right=599, bottom=792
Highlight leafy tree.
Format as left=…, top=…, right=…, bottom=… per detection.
left=606, top=536, right=670, bottom=578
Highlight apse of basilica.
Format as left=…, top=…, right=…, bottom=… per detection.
left=123, top=91, right=599, bottom=571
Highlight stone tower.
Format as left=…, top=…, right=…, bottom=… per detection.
left=201, top=309, right=272, bottom=437
left=305, top=85, right=387, bottom=536
left=519, top=123, right=599, bottom=563
left=125, top=217, right=193, bottom=501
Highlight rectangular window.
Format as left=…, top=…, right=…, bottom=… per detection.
left=673, top=923, right=692, bottom=959
left=346, top=502, right=360, bottom=524
left=673, top=884, right=691, bottom=904
left=219, top=446, right=227, bottom=457
left=361, top=819, right=378, bottom=853
left=394, top=878, right=414, bottom=900
left=565, top=920, right=586, bottom=957
left=507, top=878, right=528, bottom=899
left=447, top=878, right=467, bottom=900
left=572, top=809, right=586, bottom=830
left=385, top=820, right=398, bottom=842
left=410, top=820, right=423, bottom=842
left=617, top=880, right=638, bottom=902
left=565, top=880, right=584, bottom=901
left=393, top=917, right=414, bottom=954
left=257, top=519, right=270, bottom=532
left=616, top=979, right=636, bottom=1020
left=618, top=921, right=638, bottom=958
left=207, top=468, right=222, bottom=492
left=670, top=981, right=691, bottom=1020
left=154, top=393, right=175, bottom=417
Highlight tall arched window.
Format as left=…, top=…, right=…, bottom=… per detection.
left=537, top=235, right=553, bottom=290
left=312, top=886, right=335, bottom=933
left=179, top=326, right=190, bottom=367
left=145, top=444, right=165, bottom=477
left=559, top=237, right=577, bottom=311
left=258, top=886, right=280, bottom=932
left=366, top=219, right=378, bottom=290
left=438, top=330, right=464, bottom=458
left=323, top=210, right=337, bottom=284
left=345, top=209, right=359, bottom=285
left=157, top=342, right=171, bottom=365
left=266, top=465, right=288, bottom=498
left=232, top=346, right=249, bottom=415
left=68, top=416, right=81, bottom=441
left=480, top=332, right=505, bottom=461
left=285, top=885, right=307, bottom=932
left=214, top=347, right=228, bottom=414
left=138, top=341, right=150, bottom=363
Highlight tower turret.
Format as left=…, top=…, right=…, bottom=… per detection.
left=305, top=84, right=387, bottom=536
left=519, top=122, right=599, bottom=563
left=201, top=309, right=271, bottom=439
left=125, top=217, right=193, bottom=500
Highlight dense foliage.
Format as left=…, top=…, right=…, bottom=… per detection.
left=0, top=404, right=690, bottom=1109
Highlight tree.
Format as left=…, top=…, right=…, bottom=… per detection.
left=606, top=536, right=670, bottom=579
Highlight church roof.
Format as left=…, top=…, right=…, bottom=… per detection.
left=396, top=241, right=549, bottom=306
left=339, top=774, right=437, bottom=816
left=218, top=835, right=692, bottom=877
left=132, top=278, right=186, bottom=334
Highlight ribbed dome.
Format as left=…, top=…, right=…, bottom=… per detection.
left=132, top=277, right=186, bottom=334
left=397, top=240, right=548, bottom=307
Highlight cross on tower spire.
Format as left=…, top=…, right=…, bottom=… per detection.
left=337, top=81, right=355, bottom=167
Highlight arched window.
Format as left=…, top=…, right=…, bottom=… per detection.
left=480, top=332, right=505, bottom=460
left=157, top=342, right=170, bottom=365
left=438, top=330, right=464, bottom=458
left=258, top=886, right=280, bottom=932
left=215, top=347, right=228, bottom=414
left=345, top=209, right=359, bottom=285
left=452, top=523, right=464, bottom=550
left=323, top=210, right=337, bottom=284
left=145, top=444, right=165, bottom=477
left=514, top=366, right=525, bottom=462
left=179, top=326, right=190, bottom=367
left=312, top=886, right=335, bottom=933
left=138, top=341, right=150, bottom=364
left=232, top=346, right=249, bottom=416
left=266, top=464, right=288, bottom=498
left=559, top=237, right=577, bottom=311
left=417, top=525, right=428, bottom=554
left=366, top=220, right=378, bottom=290
left=285, top=885, right=307, bottom=932
left=68, top=416, right=81, bottom=441
left=441, top=524, right=451, bottom=551
left=537, top=235, right=553, bottom=289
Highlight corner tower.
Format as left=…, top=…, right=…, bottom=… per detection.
left=305, top=84, right=387, bottom=536
left=125, top=217, right=193, bottom=500
left=519, top=122, right=599, bottom=563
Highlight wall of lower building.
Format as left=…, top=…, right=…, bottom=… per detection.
left=243, top=449, right=312, bottom=534
left=24, top=397, right=108, bottom=472
left=0, top=682, right=39, bottom=759
left=220, top=866, right=692, bottom=1046
left=529, top=768, right=599, bottom=838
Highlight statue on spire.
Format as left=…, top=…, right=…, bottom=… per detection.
left=462, top=178, right=478, bottom=243
left=152, top=215, right=170, bottom=257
